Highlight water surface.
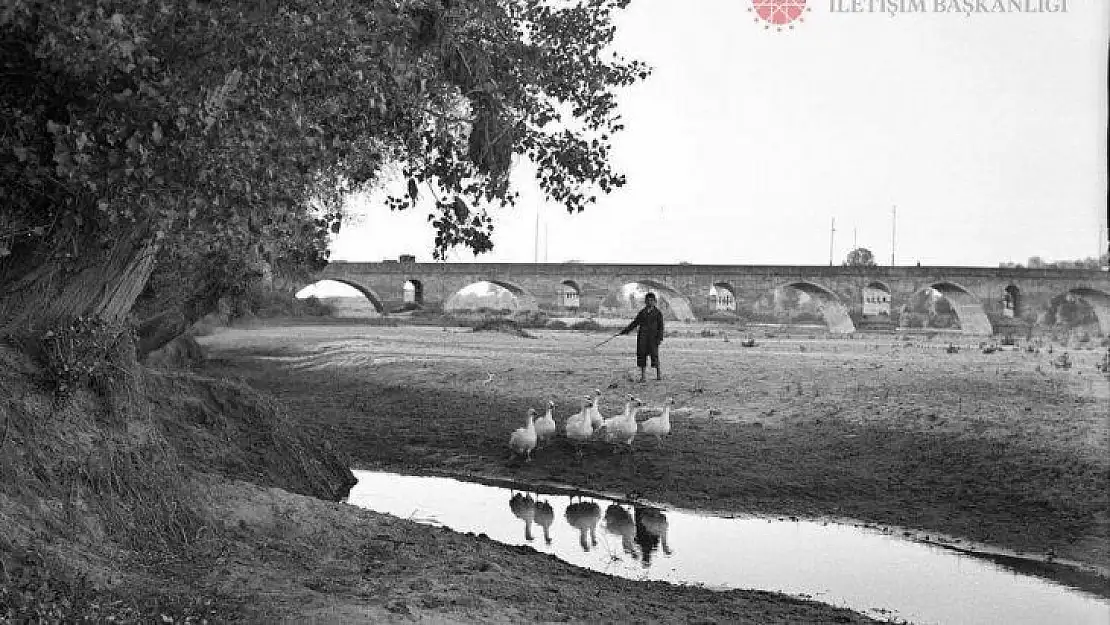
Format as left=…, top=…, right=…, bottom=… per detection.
left=346, top=470, right=1110, bottom=625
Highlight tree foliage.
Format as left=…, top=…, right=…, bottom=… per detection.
left=0, top=0, right=648, bottom=349
left=843, top=247, right=876, bottom=268
left=999, top=253, right=1108, bottom=270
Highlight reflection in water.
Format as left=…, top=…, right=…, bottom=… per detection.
left=346, top=471, right=1110, bottom=625
left=604, top=504, right=640, bottom=560
left=564, top=499, right=601, bottom=551
left=634, top=506, right=672, bottom=567
left=534, top=499, right=555, bottom=545
left=508, top=492, right=536, bottom=542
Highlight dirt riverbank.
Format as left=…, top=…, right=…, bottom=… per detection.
left=199, top=322, right=1109, bottom=573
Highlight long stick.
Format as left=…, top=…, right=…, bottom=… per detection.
left=593, top=333, right=621, bottom=349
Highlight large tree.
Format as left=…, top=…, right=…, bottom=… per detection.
left=843, top=247, right=876, bottom=268
left=1, top=0, right=648, bottom=355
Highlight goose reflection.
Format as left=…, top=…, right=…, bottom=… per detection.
left=564, top=498, right=602, bottom=551
left=509, top=492, right=536, bottom=542
left=634, top=505, right=672, bottom=568
left=534, top=499, right=555, bottom=545
left=604, top=504, right=640, bottom=559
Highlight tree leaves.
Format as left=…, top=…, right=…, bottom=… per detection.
left=844, top=248, right=877, bottom=268
left=2, top=0, right=648, bottom=329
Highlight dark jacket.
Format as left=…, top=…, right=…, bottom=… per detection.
left=620, top=306, right=664, bottom=350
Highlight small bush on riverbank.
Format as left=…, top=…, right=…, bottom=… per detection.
left=244, top=289, right=335, bottom=319
left=471, top=318, right=536, bottom=338
left=570, top=319, right=603, bottom=332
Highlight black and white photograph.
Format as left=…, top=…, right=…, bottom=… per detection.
left=1, top=0, right=1108, bottom=622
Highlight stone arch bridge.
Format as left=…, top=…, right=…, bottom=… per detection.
left=314, top=262, right=1110, bottom=336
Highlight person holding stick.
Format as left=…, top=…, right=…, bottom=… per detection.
left=619, top=292, right=665, bottom=382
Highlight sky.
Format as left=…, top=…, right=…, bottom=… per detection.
left=329, top=0, right=1109, bottom=268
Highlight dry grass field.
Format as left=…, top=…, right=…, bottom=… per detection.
left=198, top=319, right=1110, bottom=578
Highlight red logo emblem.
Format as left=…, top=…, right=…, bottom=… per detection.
left=749, top=0, right=809, bottom=30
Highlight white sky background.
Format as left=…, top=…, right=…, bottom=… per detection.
left=330, top=0, right=1109, bottom=268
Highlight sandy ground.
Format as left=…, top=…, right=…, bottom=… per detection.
left=183, top=476, right=875, bottom=623
left=194, top=321, right=1109, bottom=618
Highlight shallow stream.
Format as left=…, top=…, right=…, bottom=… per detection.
left=346, top=470, right=1109, bottom=625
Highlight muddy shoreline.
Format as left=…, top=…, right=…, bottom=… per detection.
left=190, top=321, right=1109, bottom=620
left=348, top=462, right=1110, bottom=589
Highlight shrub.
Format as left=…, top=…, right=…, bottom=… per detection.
left=547, top=320, right=568, bottom=329
left=472, top=318, right=535, bottom=338
left=930, top=314, right=957, bottom=329
left=570, top=319, right=603, bottom=332
left=791, top=312, right=824, bottom=325
left=513, top=310, right=550, bottom=328
left=702, top=312, right=740, bottom=324
left=243, top=288, right=334, bottom=318
left=22, top=317, right=133, bottom=398
left=742, top=312, right=781, bottom=325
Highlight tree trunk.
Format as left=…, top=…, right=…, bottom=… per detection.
left=135, top=310, right=193, bottom=359
left=134, top=243, right=267, bottom=359
left=134, top=276, right=229, bottom=359
left=0, top=235, right=158, bottom=336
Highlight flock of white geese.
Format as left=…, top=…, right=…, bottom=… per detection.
left=509, top=390, right=675, bottom=461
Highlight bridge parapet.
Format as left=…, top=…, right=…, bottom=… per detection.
left=314, top=262, right=1110, bottom=336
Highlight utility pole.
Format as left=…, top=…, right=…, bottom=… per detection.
left=853, top=227, right=857, bottom=250
left=533, top=203, right=540, bottom=264
left=1100, top=222, right=1106, bottom=264
left=544, top=221, right=549, bottom=263
left=829, top=217, right=836, bottom=266
left=890, top=205, right=897, bottom=267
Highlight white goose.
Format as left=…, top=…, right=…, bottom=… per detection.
left=535, top=401, right=557, bottom=447
left=641, top=397, right=674, bottom=447
left=588, top=389, right=604, bottom=429
left=565, top=395, right=594, bottom=458
left=508, top=408, right=538, bottom=461
left=600, top=394, right=637, bottom=441
left=607, top=397, right=641, bottom=452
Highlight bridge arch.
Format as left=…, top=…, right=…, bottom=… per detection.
left=863, top=281, right=892, bottom=317
left=560, top=280, right=582, bottom=308
left=781, top=281, right=855, bottom=334
left=1001, top=284, right=1020, bottom=318
left=444, top=279, right=539, bottom=312
left=929, top=282, right=992, bottom=336
left=600, top=280, right=696, bottom=321
left=297, top=279, right=386, bottom=314
left=1059, top=287, right=1110, bottom=335
left=709, top=282, right=737, bottom=312
left=403, top=279, right=425, bottom=306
